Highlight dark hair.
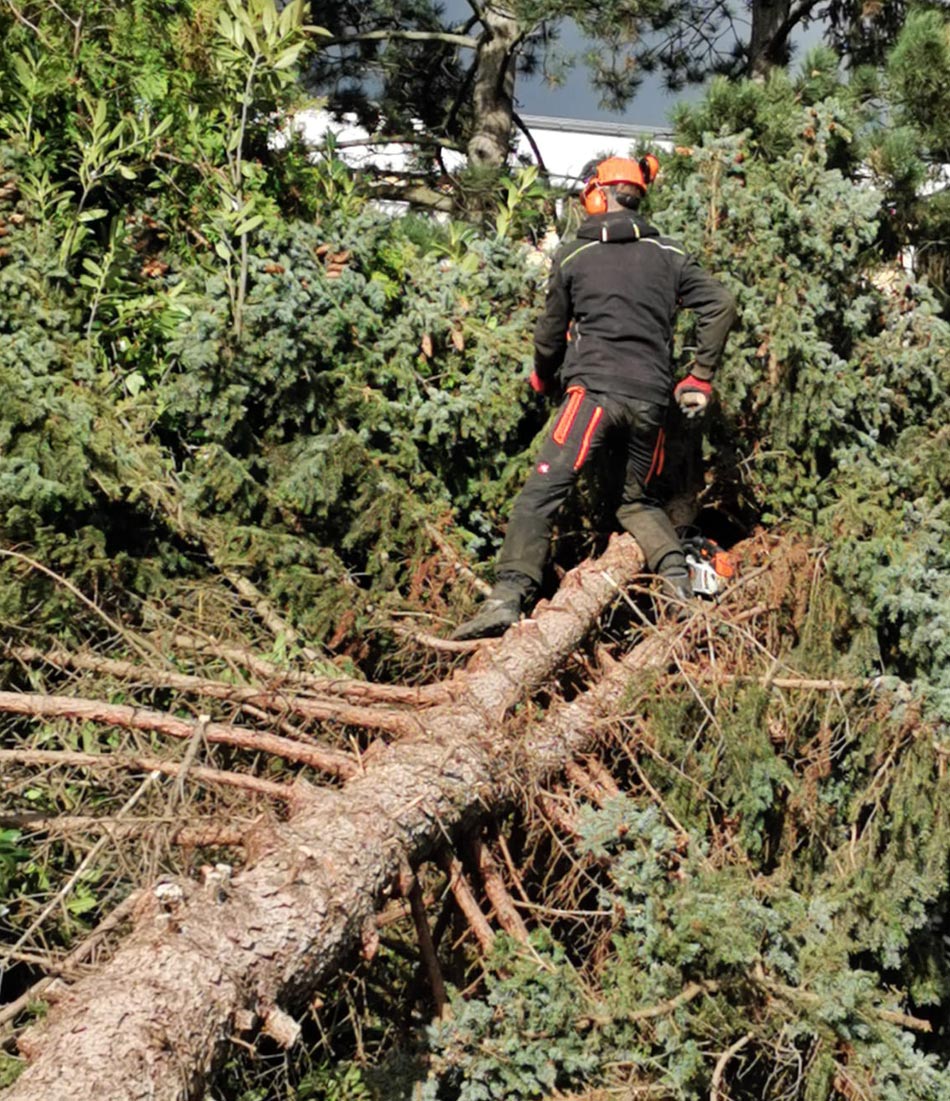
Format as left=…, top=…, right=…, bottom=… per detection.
left=609, top=183, right=642, bottom=211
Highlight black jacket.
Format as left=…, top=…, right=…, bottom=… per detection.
left=533, top=211, right=737, bottom=404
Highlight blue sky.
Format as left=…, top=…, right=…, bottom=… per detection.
left=440, top=0, right=704, bottom=126
left=441, top=2, right=826, bottom=127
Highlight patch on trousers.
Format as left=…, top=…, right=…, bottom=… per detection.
left=537, top=461, right=551, bottom=475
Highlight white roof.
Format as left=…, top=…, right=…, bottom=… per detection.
left=289, top=110, right=673, bottom=189
left=515, top=114, right=673, bottom=188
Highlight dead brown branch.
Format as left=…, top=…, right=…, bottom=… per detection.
left=425, top=523, right=492, bottom=596
left=696, top=670, right=869, bottom=692
left=565, top=762, right=612, bottom=807
left=222, top=571, right=320, bottom=662
left=155, top=636, right=451, bottom=706
left=392, top=627, right=484, bottom=654
left=0, top=748, right=296, bottom=800
left=6, top=646, right=426, bottom=736
left=441, top=852, right=495, bottom=954
left=0, top=690, right=358, bottom=776
left=407, top=875, right=449, bottom=1017
left=470, top=837, right=529, bottom=943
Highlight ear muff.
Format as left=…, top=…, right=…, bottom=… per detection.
left=582, top=181, right=608, bottom=215
left=639, top=154, right=660, bottom=186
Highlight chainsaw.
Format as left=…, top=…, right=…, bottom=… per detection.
left=681, top=535, right=735, bottom=598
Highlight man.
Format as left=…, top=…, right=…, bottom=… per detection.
left=451, top=155, right=737, bottom=641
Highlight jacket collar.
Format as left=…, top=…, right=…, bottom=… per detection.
left=577, top=212, right=658, bottom=243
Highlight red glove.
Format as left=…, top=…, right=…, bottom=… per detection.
left=673, top=374, right=713, bottom=419
left=528, top=370, right=551, bottom=395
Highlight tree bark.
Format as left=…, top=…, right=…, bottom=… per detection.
left=749, top=0, right=792, bottom=75
left=747, top=0, right=822, bottom=77
left=2, top=535, right=667, bottom=1101
left=466, top=5, right=520, bottom=169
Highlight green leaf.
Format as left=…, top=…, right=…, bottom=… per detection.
left=262, top=0, right=276, bottom=37
left=234, top=214, right=264, bottom=236
left=272, top=42, right=305, bottom=70
left=125, top=372, right=146, bottom=397
left=152, top=114, right=174, bottom=139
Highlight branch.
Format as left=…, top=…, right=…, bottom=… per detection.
left=0, top=748, right=297, bottom=800
left=710, top=1032, right=753, bottom=1101
left=441, top=852, right=495, bottom=953
left=321, top=29, right=479, bottom=49
left=326, top=133, right=465, bottom=154
left=0, top=0, right=53, bottom=45
left=426, top=522, right=492, bottom=596
left=392, top=626, right=483, bottom=653
left=0, top=548, right=167, bottom=666
left=156, top=636, right=449, bottom=706
left=0, top=889, right=143, bottom=1033
left=470, top=837, right=529, bottom=943
left=628, top=979, right=722, bottom=1022
left=0, top=691, right=358, bottom=777
left=8, top=643, right=434, bottom=733
left=406, top=874, right=449, bottom=1017
left=685, top=668, right=870, bottom=692
left=760, top=974, right=933, bottom=1034
left=512, top=110, right=548, bottom=177
left=223, top=570, right=320, bottom=661
left=366, top=180, right=455, bottom=211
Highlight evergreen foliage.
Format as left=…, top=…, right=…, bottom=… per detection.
left=0, top=0, right=552, bottom=655
left=657, top=55, right=950, bottom=716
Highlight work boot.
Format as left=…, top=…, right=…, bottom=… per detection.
left=449, top=573, right=533, bottom=641
left=655, top=553, right=695, bottom=620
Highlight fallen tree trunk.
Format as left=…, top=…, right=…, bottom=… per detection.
left=3, top=535, right=665, bottom=1101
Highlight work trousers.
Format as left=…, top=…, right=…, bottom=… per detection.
left=496, top=385, right=683, bottom=587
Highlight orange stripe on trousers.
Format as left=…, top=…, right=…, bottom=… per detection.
left=552, top=386, right=585, bottom=445
left=645, top=428, right=666, bottom=484
left=573, top=406, right=604, bottom=470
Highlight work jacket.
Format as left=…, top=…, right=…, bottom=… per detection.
left=533, top=211, right=737, bottom=405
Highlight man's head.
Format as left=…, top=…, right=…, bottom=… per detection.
left=581, top=155, right=660, bottom=215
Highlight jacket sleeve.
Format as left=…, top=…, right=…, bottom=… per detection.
left=532, top=253, right=571, bottom=381
left=676, top=257, right=737, bottom=380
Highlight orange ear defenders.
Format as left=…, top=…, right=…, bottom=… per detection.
left=581, top=154, right=661, bottom=214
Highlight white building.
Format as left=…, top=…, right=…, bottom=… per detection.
left=290, top=110, right=674, bottom=192
left=515, top=114, right=674, bottom=188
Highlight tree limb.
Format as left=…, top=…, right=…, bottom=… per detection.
left=7, top=644, right=436, bottom=732
left=321, top=29, right=480, bottom=50
left=0, top=692, right=358, bottom=777
left=0, top=749, right=297, bottom=801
